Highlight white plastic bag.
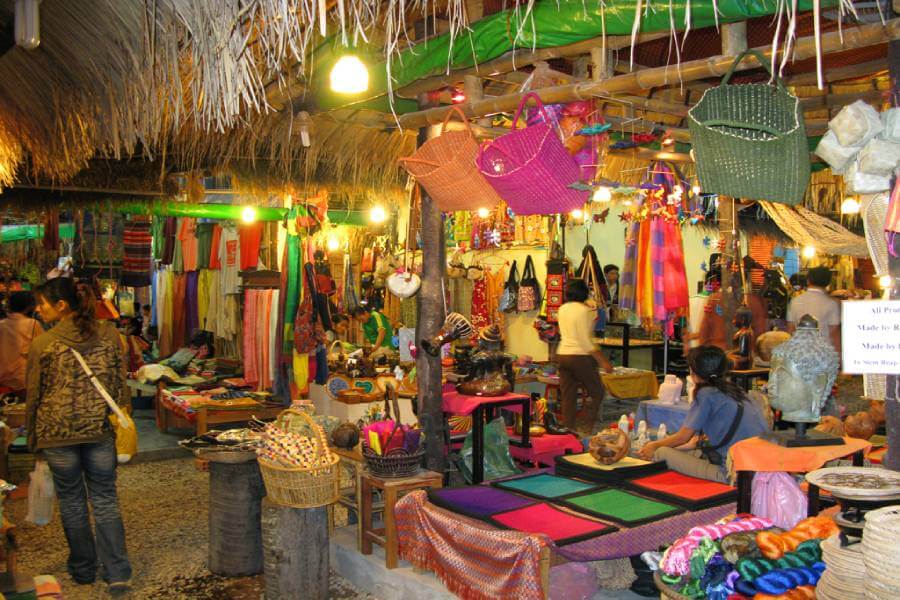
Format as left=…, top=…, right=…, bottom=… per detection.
left=880, top=107, right=900, bottom=143
left=845, top=159, right=891, bottom=194
left=814, top=130, right=860, bottom=174
left=751, top=471, right=807, bottom=530
left=829, top=100, right=883, bottom=147
left=25, top=460, right=55, bottom=526
left=858, top=138, right=900, bottom=176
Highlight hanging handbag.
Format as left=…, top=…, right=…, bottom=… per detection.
left=517, top=255, right=540, bottom=312
left=295, top=267, right=326, bottom=353
left=533, top=298, right=561, bottom=343
left=498, top=261, right=520, bottom=313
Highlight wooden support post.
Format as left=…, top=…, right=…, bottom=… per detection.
left=416, top=110, right=447, bottom=476
left=591, top=47, right=613, bottom=81
left=262, top=498, right=329, bottom=600
left=718, top=198, right=738, bottom=343
left=722, top=22, right=748, bottom=56
left=884, top=35, right=900, bottom=472
left=464, top=75, right=491, bottom=128
left=208, top=460, right=264, bottom=576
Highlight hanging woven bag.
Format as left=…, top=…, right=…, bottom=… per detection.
left=399, top=106, right=502, bottom=212
left=687, top=49, right=810, bottom=205
left=476, top=92, right=588, bottom=215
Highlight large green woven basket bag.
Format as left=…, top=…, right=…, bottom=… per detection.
left=688, top=49, right=810, bottom=205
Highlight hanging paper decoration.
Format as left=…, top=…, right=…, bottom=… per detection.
left=618, top=162, right=690, bottom=334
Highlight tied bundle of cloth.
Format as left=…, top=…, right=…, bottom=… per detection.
left=256, top=421, right=334, bottom=469
left=653, top=516, right=836, bottom=599
left=362, top=420, right=423, bottom=456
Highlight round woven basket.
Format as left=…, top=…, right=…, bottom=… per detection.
left=862, top=505, right=900, bottom=598
left=362, top=444, right=425, bottom=479
left=818, top=534, right=866, bottom=600
left=258, top=409, right=340, bottom=508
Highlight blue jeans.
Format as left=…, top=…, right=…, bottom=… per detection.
left=42, top=437, right=132, bottom=584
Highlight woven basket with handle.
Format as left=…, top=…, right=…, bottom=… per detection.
left=687, top=50, right=810, bottom=205
left=400, top=106, right=503, bottom=212
left=476, top=92, right=587, bottom=215
left=258, top=408, right=339, bottom=509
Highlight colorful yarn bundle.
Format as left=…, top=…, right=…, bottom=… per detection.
left=735, top=539, right=822, bottom=581
left=755, top=517, right=838, bottom=559
left=661, top=517, right=774, bottom=576
left=732, top=562, right=824, bottom=597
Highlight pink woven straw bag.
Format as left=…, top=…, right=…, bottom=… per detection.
left=399, top=106, right=502, bottom=212
left=476, top=92, right=588, bottom=215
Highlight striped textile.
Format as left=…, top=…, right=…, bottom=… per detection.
left=122, top=215, right=153, bottom=287
left=397, top=490, right=546, bottom=600
left=650, top=215, right=667, bottom=323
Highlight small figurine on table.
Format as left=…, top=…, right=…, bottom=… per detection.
left=456, top=325, right=516, bottom=397
left=727, top=305, right=754, bottom=370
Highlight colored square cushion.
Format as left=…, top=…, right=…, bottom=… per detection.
left=489, top=502, right=616, bottom=545
left=492, top=473, right=598, bottom=499
left=560, top=488, right=684, bottom=526
left=427, top=486, right=535, bottom=519
left=625, top=470, right=737, bottom=509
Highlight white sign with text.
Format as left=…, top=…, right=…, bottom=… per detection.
left=841, top=300, right=900, bottom=374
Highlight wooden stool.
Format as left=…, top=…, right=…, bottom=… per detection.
left=360, top=470, right=442, bottom=569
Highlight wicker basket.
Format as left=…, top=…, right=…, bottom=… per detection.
left=362, top=444, right=425, bottom=478
left=258, top=409, right=340, bottom=508
left=400, top=106, right=503, bottom=212
left=687, top=49, right=809, bottom=205
left=653, top=573, right=692, bottom=600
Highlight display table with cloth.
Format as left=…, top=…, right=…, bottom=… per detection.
left=155, top=384, right=283, bottom=435
left=396, top=489, right=735, bottom=600
left=508, top=433, right=583, bottom=466
left=729, top=436, right=871, bottom=514
left=537, top=369, right=659, bottom=406
left=636, top=399, right=690, bottom=432
left=442, top=386, right=531, bottom=484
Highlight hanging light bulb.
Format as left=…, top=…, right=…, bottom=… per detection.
left=691, top=184, right=702, bottom=196
left=879, top=274, right=893, bottom=289
left=330, top=56, right=368, bottom=94
left=592, top=186, right=612, bottom=203
left=569, top=208, right=584, bottom=220
left=369, top=205, right=387, bottom=224
left=297, top=110, right=311, bottom=148
left=476, top=207, right=491, bottom=218
left=450, top=88, right=466, bottom=104
left=840, top=197, right=860, bottom=215
left=326, top=233, right=341, bottom=252
left=241, top=206, right=257, bottom=224
left=15, top=0, right=40, bottom=50
left=802, top=245, right=816, bottom=259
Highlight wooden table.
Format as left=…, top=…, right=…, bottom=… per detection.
left=331, top=446, right=380, bottom=549
left=595, top=330, right=664, bottom=369
left=728, top=368, right=770, bottom=392
left=360, top=470, right=443, bottom=569
left=155, top=384, right=284, bottom=435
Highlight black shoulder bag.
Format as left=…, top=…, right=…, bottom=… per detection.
left=697, top=402, right=744, bottom=466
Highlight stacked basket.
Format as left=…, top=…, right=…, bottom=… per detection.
left=861, top=505, right=900, bottom=599
left=257, top=409, right=339, bottom=508
left=816, top=534, right=866, bottom=600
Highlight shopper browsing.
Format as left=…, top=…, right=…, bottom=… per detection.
left=786, top=265, right=841, bottom=352
left=25, top=278, right=132, bottom=596
left=0, top=291, right=40, bottom=396
left=352, top=305, right=395, bottom=350
left=639, top=345, right=768, bottom=482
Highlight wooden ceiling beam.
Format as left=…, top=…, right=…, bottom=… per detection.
left=396, top=20, right=900, bottom=129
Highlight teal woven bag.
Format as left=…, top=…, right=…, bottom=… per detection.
left=687, top=50, right=810, bottom=205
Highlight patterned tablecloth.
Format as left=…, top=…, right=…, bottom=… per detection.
left=396, top=489, right=736, bottom=600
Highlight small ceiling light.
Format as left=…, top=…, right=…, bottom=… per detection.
left=450, top=88, right=466, bottom=104
left=241, top=206, right=257, bottom=224
left=476, top=207, right=491, bottom=218
left=592, top=186, right=612, bottom=203
left=802, top=245, right=816, bottom=259
left=330, top=56, right=368, bottom=94
left=661, top=133, right=675, bottom=146
left=369, top=205, right=387, bottom=224
left=297, top=110, right=311, bottom=148
left=691, top=184, right=702, bottom=196
left=623, top=198, right=633, bottom=207
left=841, top=197, right=860, bottom=215
left=326, top=234, right=341, bottom=252
left=15, top=0, right=41, bottom=50
left=879, top=274, right=893, bottom=289
left=569, top=208, right=584, bottom=220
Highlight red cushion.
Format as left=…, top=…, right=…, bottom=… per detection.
left=490, top=503, right=615, bottom=544
left=629, top=471, right=734, bottom=501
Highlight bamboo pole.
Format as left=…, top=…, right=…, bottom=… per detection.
left=721, top=22, right=748, bottom=56
left=397, top=19, right=900, bottom=129
left=397, top=33, right=667, bottom=98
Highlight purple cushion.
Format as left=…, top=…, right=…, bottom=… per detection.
left=428, top=486, right=535, bottom=518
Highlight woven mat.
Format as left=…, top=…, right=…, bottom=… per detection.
left=625, top=470, right=737, bottom=509
left=490, top=502, right=617, bottom=545
left=493, top=473, right=598, bottom=499
left=428, top=486, right=534, bottom=519
left=560, top=488, right=684, bottom=526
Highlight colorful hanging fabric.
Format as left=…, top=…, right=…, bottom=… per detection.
left=121, top=215, right=152, bottom=287
left=239, top=222, right=264, bottom=270
left=748, top=237, right=777, bottom=286
left=185, top=271, right=199, bottom=335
